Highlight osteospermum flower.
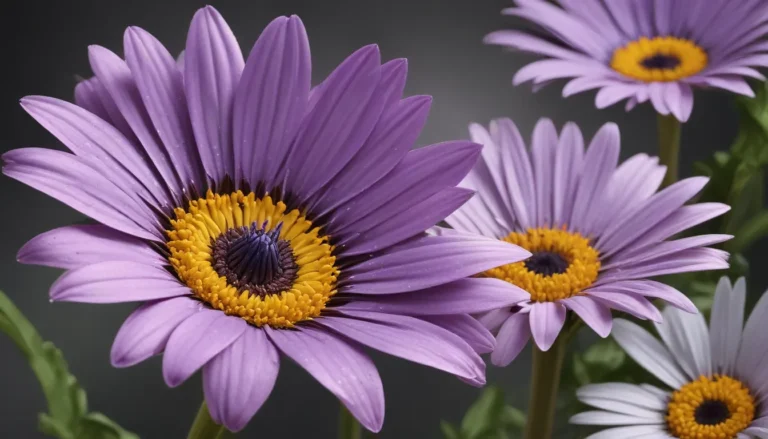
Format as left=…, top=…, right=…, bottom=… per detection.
left=572, top=277, right=768, bottom=439
left=486, top=0, right=768, bottom=121
left=455, top=118, right=730, bottom=366
left=3, top=7, right=532, bottom=432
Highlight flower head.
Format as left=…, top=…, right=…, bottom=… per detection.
left=4, top=7, right=531, bottom=432
left=572, top=277, right=768, bottom=439
left=486, top=0, right=768, bottom=121
left=455, top=118, right=730, bottom=366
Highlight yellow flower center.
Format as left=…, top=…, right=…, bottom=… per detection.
left=611, top=36, right=708, bottom=82
left=667, top=375, right=755, bottom=439
left=483, top=228, right=600, bottom=302
left=166, top=190, right=339, bottom=328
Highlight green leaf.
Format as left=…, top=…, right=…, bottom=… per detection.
left=582, top=339, right=625, bottom=373
left=440, top=421, right=463, bottom=439
left=729, top=210, right=768, bottom=254
left=0, top=290, right=137, bottom=439
left=499, top=406, right=526, bottom=431
left=461, top=387, right=505, bottom=438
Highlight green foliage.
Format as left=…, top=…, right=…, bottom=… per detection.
left=0, top=291, right=138, bottom=439
left=694, top=81, right=768, bottom=257
left=440, top=387, right=525, bottom=439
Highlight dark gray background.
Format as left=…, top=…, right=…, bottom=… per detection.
left=2, top=0, right=766, bottom=438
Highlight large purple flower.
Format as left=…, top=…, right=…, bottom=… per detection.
left=451, top=118, right=730, bottom=366
left=486, top=0, right=768, bottom=121
left=3, top=7, right=530, bottom=432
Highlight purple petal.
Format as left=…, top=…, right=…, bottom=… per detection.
left=340, top=187, right=474, bottom=256
left=88, top=45, right=185, bottom=203
left=162, top=309, right=248, bottom=387
left=20, top=95, right=168, bottom=209
left=589, top=280, right=697, bottom=314
left=266, top=325, right=384, bottom=432
left=606, top=234, right=732, bottom=270
left=484, top=30, right=591, bottom=61
left=502, top=2, right=610, bottom=59
left=328, top=141, right=482, bottom=234
left=602, top=154, right=666, bottom=221
left=310, top=95, right=431, bottom=216
left=74, top=77, right=137, bottom=141
left=552, top=122, right=585, bottom=227
left=3, top=148, right=158, bottom=241
left=529, top=302, right=567, bottom=351
left=50, top=261, right=191, bottom=303
left=585, top=290, right=662, bottom=322
left=562, top=295, right=612, bottom=337
left=598, top=248, right=729, bottom=284
left=625, top=203, right=731, bottom=252
left=530, top=118, right=558, bottom=227
left=185, top=6, right=244, bottom=183
left=203, top=328, right=279, bottom=432
left=124, top=26, right=204, bottom=189
left=321, top=311, right=485, bottom=383
left=423, top=314, right=497, bottom=355
left=337, top=277, right=529, bottom=316
left=287, top=46, right=388, bottom=200
left=466, top=122, right=520, bottom=232
left=569, top=122, right=620, bottom=235
left=665, top=82, right=694, bottom=122
left=478, top=309, right=512, bottom=333
left=341, top=233, right=531, bottom=294
left=491, top=312, right=531, bottom=367
left=18, top=224, right=164, bottom=270
left=379, top=58, right=408, bottom=109
left=598, top=177, right=710, bottom=257
left=489, top=118, right=536, bottom=228
left=232, top=15, right=310, bottom=187
left=111, top=297, right=203, bottom=367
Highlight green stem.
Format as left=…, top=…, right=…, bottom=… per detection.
left=338, top=404, right=362, bottom=439
left=522, top=325, right=571, bottom=439
left=187, top=401, right=228, bottom=439
left=657, top=113, right=682, bottom=188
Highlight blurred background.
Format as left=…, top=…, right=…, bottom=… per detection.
left=2, top=0, right=766, bottom=437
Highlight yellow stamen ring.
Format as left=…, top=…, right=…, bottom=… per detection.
left=611, top=36, right=708, bottom=82
left=667, top=375, right=755, bottom=439
left=166, top=190, right=339, bottom=328
left=483, top=228, right=600, bottom=302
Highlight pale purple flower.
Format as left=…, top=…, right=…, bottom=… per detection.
left=451, top=118, right=729, bottom=366
left=3, top=7, right=530, bottom=432
left=572, top=278, right=768, bottom=439
left=486, top=0, right=768, bottom=121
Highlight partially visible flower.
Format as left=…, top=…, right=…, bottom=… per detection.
left=4, top=6, right=530, bottom=432
left=572, top=277, right=768, bottom=439
left=453, top=118, right=730, bottom=366
left=486, top=0, right=768, bottom=121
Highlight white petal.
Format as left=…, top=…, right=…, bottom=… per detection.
left=577, top=383, right=667, bottom=411
left=570, top=410, right=664, bottom=426
left=653, top=306, right=711, bottom=379
left=710, top=277, right=745, bottom=375
left=584, top=425, right=666, bottom=439
left=612, top=319, right=687, bottom=388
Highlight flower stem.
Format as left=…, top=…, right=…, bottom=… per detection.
left=523, top=327, right=570, bottom=439
left=657, top=113, right=682, bottom=188
left=338, top=404, right=361, bottom=439
left=187, top=401, right=228, bottom=439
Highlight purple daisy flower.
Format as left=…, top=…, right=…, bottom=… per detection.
left=451, top=118, right=730, bottom=366
left=3, top=6, right=531, bottom=433
left=486, top=0, right=768, bottom=121
left=572, top=277, right=768, bottom=439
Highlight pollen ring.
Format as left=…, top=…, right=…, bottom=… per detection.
left=611, top=36, right=708, bottom=82
left=166, top=190, right=339, bottom=328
